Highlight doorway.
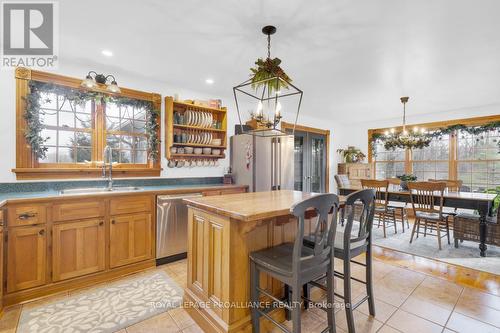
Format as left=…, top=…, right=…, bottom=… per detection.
left=282, top=122, right=330, bottom=193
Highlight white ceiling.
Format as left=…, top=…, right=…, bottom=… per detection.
left=59, top=0, right=500, bottom=123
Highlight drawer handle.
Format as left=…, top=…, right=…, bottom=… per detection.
left=39, top=229, right=45, bottom=236
left=99, top=221, right=104, bottom=226
left=111, top=219, right=116, bottom=224
left=18, top=213, right=36, bottom=220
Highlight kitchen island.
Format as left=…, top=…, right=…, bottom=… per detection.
left=183, top=190, right=322, bottom=333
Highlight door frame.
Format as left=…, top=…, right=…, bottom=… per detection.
left=281, top=122, right=330, bottom=192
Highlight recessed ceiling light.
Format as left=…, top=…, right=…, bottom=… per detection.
left=205, top=78, right=214, bottom=85
left=101, top=50, right=113, bottom=57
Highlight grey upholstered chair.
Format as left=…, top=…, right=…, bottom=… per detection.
left=249, top=193, right=340, bottom=333
left=304, top=188, right=377, bottom=333
left=335, top=174, right=351, bottom=193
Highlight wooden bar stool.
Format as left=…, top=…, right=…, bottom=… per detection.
left=249, top=194, right=340, bottom=333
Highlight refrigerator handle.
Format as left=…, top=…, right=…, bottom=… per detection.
left=271, top=138, right=276, bottom=190
left=277, top=138, right=282, bottom=190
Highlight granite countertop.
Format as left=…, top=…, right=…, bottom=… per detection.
left=0, top=179, right=246, bottom=206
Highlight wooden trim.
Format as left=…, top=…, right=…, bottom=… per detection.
left=281, top=121, right=330, bottom=192
left=368, top=114, right=500, bottom=135
left=281, top=121, right=330, bottom=136
left=14, top=67, right=162, bottom=179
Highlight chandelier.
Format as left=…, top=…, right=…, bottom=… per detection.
left=383, top=97, right=431, bottom=150
left=233, top=25, right=303, bottom=137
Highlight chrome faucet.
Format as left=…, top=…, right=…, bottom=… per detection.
left=103, top=145, right=113, bottom=190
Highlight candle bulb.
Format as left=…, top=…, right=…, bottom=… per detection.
left=256, top=101, right=263, bottom=118
left=275, top=101, right=282, bottom=118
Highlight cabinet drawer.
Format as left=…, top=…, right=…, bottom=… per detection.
left=110, top=196, right=152, bottom=215
left=203, top=190, right=222, bottom=196
left=220, top=187, right=246, bottom=195
left=7, top=204, right=46, bottom=227
left=52, top=200, right=105, bottom=222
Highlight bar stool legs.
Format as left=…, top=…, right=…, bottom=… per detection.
left=343, top=257, right=355, bottom=333
left=250, top=261, right=261, bottom=333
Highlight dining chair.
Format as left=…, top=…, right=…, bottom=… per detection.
left=303, top=189, right=376, bottom=333
left=408, top=181, right=450, bottom=250
left=249, top=193, right=340, bottom=333
left=428, top=179, right=463, bottom=192
left=386, top=178, right=409, bottom=232
left=428, top=179, right=467, bottom=216
left=361, top=179, right=397, bottom=237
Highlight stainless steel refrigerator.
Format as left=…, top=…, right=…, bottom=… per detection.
left=230, top=133, right=294, bottom=192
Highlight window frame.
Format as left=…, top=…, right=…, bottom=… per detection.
left=14, top=67, right=161, bottom=180
left=368, top=115, right=500, bottom=190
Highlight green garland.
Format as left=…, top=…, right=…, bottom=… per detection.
left=250, top=57, right=291, bottom=94
left=24, top=81, right=160, bottom=161
left=371, top=121, right=500, bottom=155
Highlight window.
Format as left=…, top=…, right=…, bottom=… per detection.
left=411, top=134, right=449, bottom=181
left=457, top=130, right=500, bottom=192
left=105, top=101, right=148, bottom=164
left=373, top=141, right=405, bottom=179
left=15, top=68, right=161, bottom=179
left=369, top=115, right=500, bottom=193
left=39, top=91, right=94, bottom=164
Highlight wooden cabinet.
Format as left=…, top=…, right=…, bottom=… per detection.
left=52, top=219, right=105, bottom=282
left=110, top=213, right=152, bottom=268
left=7, top=225, right=46, bottom=293
left=337, top=163, right=372, bottom=188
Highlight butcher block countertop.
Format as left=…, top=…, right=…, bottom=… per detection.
left=183, top=190, right=326, bottom=222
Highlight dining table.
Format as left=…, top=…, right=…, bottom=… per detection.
left=339, top=187, right=497, bottom=257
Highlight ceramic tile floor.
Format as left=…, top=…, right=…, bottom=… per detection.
left=1, top=257, right=499, bottom=333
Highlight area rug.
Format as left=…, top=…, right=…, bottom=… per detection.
left=18, top=270, right=183, bottom=333
left=371, top=223, right=500, bottom=275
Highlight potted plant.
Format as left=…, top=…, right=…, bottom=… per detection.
left=337, top=146, right=366, bottom=163
left=397, top=174, right=418, bottom=190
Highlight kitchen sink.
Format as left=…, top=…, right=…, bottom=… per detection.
left=59, top=186, right=143, bottom=195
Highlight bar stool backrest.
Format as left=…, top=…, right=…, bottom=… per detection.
left=408, top=181, right=446, bottom=217
left=343, top=189, right=376, bottom=251
left=361, top=179, right=389, bottom=210
left=290, top=194, right=340, bottom=274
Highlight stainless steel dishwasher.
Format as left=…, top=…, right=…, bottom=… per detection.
left=156, top=193, right=202, bottom=264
